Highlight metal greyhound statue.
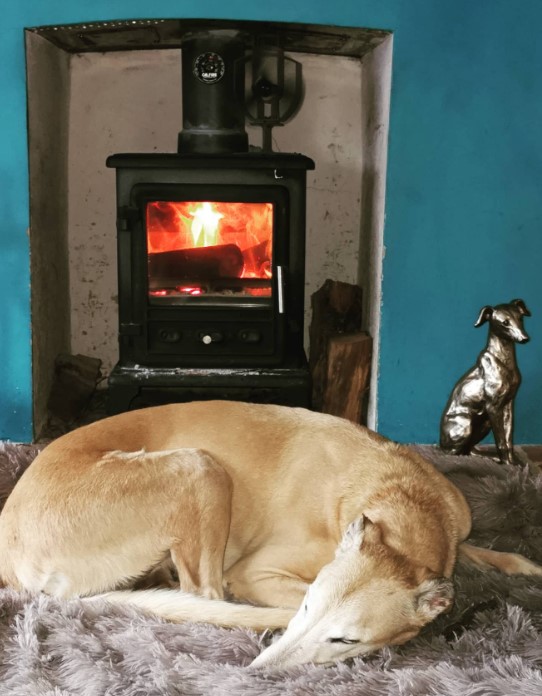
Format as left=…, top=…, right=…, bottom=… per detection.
left=440, top=299, right=531, bottom=465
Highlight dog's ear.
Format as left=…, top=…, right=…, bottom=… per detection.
left=415, top=577, right=454, bottom=621
left=336, top=516, right=381, bottom=557
left=474, top=306, right=493, bottom=327
left=510, top=299, right=531, bottom=317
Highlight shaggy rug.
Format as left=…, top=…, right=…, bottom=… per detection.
left=0, top=442, right=541, bottom=696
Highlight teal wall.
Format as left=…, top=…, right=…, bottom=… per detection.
left=1, top=1, right=540, bottom=442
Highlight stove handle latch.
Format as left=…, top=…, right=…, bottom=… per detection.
left=276, top=265, right=285, bottom=315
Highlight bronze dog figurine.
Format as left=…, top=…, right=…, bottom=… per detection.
left=440, top=299, right=530, bottom=464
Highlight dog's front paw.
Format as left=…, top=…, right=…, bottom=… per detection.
left=200, top=585, right=224, bottom=600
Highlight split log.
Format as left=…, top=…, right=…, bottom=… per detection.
left=321, top=333, right=372, bottom=424
left=309, top=279, right=363, bottom=410
left=309, top=279, right=372, bottom=423
left=46, top=353, right=103, bottom=424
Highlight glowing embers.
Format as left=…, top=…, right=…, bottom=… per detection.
left=147, top=201, right=273, bottom=300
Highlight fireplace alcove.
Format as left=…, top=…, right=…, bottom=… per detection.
left=26, top=18, right=392, bottom=438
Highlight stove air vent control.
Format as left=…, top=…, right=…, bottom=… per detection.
left=238, top=329, right=261, bottom=344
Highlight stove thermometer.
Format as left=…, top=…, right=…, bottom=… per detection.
left=193, top=52, right=225, bottom=84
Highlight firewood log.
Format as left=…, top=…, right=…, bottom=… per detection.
left=148, top=244, right=244, bottom=288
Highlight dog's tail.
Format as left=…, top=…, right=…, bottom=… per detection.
left=88, top=589, right=296, bottom=630
left=459, top=542, right=542, bottom=576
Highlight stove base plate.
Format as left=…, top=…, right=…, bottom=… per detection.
left=107, top=362, right=311, bottom=414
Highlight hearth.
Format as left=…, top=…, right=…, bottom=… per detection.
left=107, top=29, right=314, bottom=413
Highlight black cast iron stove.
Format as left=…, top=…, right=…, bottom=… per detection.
left=107, top=29, right=314, bottom=413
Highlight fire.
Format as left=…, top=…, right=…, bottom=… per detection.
left=189, top=202, right=223, bottom=247
left=146, top=201, right=273, bottom=280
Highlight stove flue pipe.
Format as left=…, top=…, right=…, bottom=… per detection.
left=178, top=30, right=249, bottom=154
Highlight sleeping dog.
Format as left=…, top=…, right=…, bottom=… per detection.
left=0, top=401, right=540, bottom=669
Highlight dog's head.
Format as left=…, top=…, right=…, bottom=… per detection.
left=475, top=298, right=531, bottom=344
left=251, top=516, right=453, bottom=670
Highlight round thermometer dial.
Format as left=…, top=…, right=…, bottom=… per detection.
left=193, top=52, right=225, bottom=84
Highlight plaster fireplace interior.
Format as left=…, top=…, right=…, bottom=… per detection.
left=26, top=18, right=392, bottom=438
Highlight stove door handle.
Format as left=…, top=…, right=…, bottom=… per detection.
left=276, top=265, right=285, bottom=315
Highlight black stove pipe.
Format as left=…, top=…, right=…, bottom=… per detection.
left=178, top=30, right=249, bottom=154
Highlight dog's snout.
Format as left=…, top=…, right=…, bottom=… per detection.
left=508, top=322, right=530, bottom=344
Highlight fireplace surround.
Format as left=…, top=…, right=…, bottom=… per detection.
left=25, top=18, right=393, bottom=435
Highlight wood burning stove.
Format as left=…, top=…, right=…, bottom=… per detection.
left=107, top=29, right=314, bottom=413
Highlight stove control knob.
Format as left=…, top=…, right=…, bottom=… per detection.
left=200, top=331, right=223, bottom=344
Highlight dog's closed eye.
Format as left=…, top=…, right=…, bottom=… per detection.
left=327, top=637, right=360, bottom=644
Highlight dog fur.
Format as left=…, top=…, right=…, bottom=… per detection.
left=0, top=401, right=540, bottom=669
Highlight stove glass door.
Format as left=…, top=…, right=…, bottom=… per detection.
left=146, top=201, right=273, bottom=305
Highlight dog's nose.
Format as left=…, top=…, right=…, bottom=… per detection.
left=518, top=336, right=530, bottom=344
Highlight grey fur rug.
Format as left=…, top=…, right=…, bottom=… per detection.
left=0, top=442, right=541, bottom=695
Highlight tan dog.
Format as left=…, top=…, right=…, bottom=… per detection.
left=0, top=401, right=540, bottom=669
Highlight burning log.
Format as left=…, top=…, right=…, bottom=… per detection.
left=243, top=239, right=271, bottom=277
left=148, top=244, right=244, bottom=288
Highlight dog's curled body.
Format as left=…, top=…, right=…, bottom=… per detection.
left=0, top=401, right=539, bottom=668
